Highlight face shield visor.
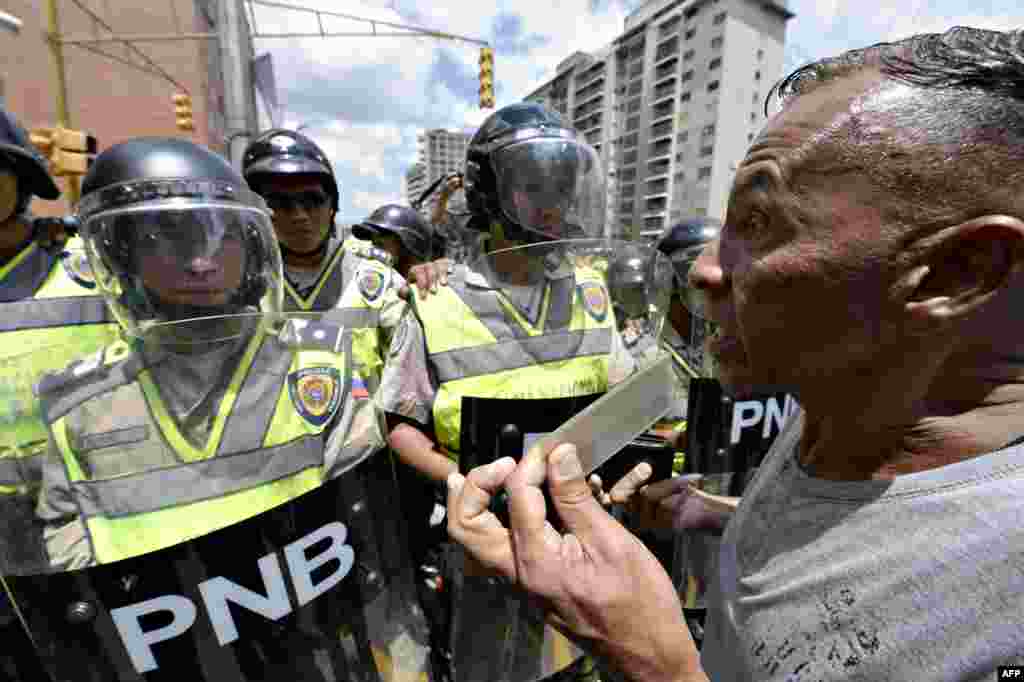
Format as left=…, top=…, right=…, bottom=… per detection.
left=79, top=180, right=283, bottom=339
left=669, top=244, right=712, bottom=321
left=492, top=139, right=604, bottom=241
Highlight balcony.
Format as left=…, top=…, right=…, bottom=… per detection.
left=649, top=141, right=673, bottom=158
left=654, top=37, right=679, bottom=63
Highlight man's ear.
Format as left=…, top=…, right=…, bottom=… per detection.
left=901, top=215, right=1024, bottom=327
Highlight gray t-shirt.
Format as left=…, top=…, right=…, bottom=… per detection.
left=702, top=407, right=1024, bottom=681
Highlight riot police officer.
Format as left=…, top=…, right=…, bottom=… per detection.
left=0, top=108, right=117, bottom=579
left=607, top=244, right=662, bottom=366
left=351, top=203, right=436, bottom=279
left=379, top=103, right=668, bottom=682
left=1, top=138, right=429, bottom=681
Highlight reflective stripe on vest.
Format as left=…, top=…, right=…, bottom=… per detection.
left=47, top=327, right=379, bottom=566
left=283, top=243, right=347, bottom=312
left=414, top=265, right=614, bottom=456
left=1, top=241, right=118, bottom=488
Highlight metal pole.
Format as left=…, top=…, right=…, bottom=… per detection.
left=220, top=0, right=253, bottom=169
left=46, top=0, right=80, bottom=206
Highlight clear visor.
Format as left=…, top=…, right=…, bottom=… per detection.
left=492, top=140, right=605, bottom=240
left=670, top=244, right=710, bottom=320
left=81, top=200, right=282, bottom=338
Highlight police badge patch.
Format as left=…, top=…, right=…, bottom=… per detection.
left=358, top=268, right=386, bottom=302
left=578, top=282, right=608, bottom=322
left=288, top=367, right=342, bottom=427
left=61, top=250, right=97, bottom=289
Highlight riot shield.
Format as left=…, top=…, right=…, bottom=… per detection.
left=1, top=312, right=430, bottom=682
left=675, top=379, right=798, bottom=621
left=439, top=239, right=673, bottom=682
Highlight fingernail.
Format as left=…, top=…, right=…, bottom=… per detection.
left=554, top=445, right=582, bottom=479
left=638, top=462, right=652, bottom=479
left=447, top=472, right=464, bottom=491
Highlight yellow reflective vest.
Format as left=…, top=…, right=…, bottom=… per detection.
left=0, top=239, right=118, bottom=495
left=36, top=318, right=382, bottom=570
left=283, top=237, right=403, bottom=394
left=411, top=261, right=618, bottom=458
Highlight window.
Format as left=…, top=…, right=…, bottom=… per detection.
left=628, top=80, right=643, bottom=96
left=684, top=6, right=698, bottom=21
left=711, top=36, right=724, bottom=49
left=677, top=131, right=689, bottom=143
left=626, top=116, right=640, bottom=132
left=755, top=70, right=761, bottom=81
left=712, top=11, right=726, bottom=25
left=751, top=112, right=757, bottom=123
left=709, top=58, right=722, bottom=70
left=748, top=133, right=754, bottom=142
left=684, top=28, right=696, bottom=40
left=702, top=124, right=715, bottom=137
left=683, top=49, right=695, bottom=61
left=681, top=69, right=695, bottom=83
left=621, top=184, right=636, bottom=197
left=627, top=98, right=642, bottom=113
left=680, top=91, right=691, bottom=103
left=675, top=152, right=685, bottom=162
left=707, top=80, right=720, bottom=92
left=700, top=145, right=714, bottom=157
left=698, top=166, right=712, bottom=180
left=753, top=91, right=760, bottom=103
left=757, top=48, right=764, bottom=60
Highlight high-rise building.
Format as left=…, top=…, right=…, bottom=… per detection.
left=525, top=0, right=793, bottom=239
left=405, top=128, right=471, bottom=217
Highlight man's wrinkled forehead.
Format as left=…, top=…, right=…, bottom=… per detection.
left=752, top=69, right=895, bottom=172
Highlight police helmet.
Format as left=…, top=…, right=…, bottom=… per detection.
left=351, top=204, right=433, bottom=262
left=242, top=129, right=339, bottom=214
left=0, top=108, right=61, bottom=221
left=78, top=138, right=282, bottom=337
left=464, top=103, right=605, bottom=244
left=608, top=243, right=657, bottom=320
left=657, top=217, right=721, bottom=324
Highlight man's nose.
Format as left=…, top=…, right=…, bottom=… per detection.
left=688, top=240, right=724, bottom=292
left=185, top=255, right=218, bottom=276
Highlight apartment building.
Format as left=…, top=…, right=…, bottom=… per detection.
left=526, top=0, right=793, bottom=238
left=404, top=128, right=471, bottom=217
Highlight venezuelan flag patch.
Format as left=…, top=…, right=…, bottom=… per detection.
left=578, top=281, right=608, bottom=322
left=352, top=377, right=370, bottom=399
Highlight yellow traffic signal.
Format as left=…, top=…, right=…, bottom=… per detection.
left=479, top=47, right=494, bottom=109
left=173, top=93, right=195, bottom=132
left=30, top=126, right=96, bottom=176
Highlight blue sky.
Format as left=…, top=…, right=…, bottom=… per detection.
left=248, top=0, right=1024, bottom=225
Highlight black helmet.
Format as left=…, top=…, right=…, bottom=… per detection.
left=657, top=217, right=721, bottom=328
left=241, top=129, right=339, bottom=213
left=657, top=216, right=721, bottom=289
left=0, top=108, right=61, bottom=210
left=78, top=138, right=282, bottom=337
left=464, top=102, right=605, bottom=243
left=608, top=243, right=657, bottom=320
left=351, top=204, right=433, bottom=262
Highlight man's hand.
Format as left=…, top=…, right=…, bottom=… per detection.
left=592, top=466, right=734, bottom=534
left=440, top=174, right=463, bottom=198
left=399, top=258, right=453, bottom=299
left=447, top=444, right=707, bottom=682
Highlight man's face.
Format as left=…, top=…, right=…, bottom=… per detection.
left=690, top=70, right=908, bottom=397
left=136, top=212, right=246, bottom=308
left=371, top=232, right=405, bottom=270
left=260, top=175, right=331, bottom=254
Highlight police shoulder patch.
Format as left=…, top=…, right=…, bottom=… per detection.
left=288, top=366, right=342, bottom=427
left=578, top=281, right=608, bottom=322
left=357, top=265, right=387, bottom=303
left=60, top=249, right=97, bottom=289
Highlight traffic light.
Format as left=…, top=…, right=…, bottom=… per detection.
left=479, top=47, right=494, bottom=109
left=173, top=93, right=195, bottom=132
left=29, top=126, right=97, bottom=176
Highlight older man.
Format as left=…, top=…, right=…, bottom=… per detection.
left=446, top=26, right=1024, bottom=682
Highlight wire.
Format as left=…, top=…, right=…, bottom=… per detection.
left=66, top=0, right=190, bottom=92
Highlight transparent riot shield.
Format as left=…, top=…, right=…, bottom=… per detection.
left=421, top=239, right=672, bottom=682
left=1, top=312, right=430, bottom=682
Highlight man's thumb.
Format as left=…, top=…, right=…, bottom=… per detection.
left=548, top=444, right=611, bottom=538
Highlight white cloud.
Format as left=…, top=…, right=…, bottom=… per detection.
left=351, top=189, right=404, bottom=213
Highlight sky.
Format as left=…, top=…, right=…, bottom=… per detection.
left=246, top=0, right=1024, bottom=225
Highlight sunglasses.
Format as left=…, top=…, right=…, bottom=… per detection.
left=263, top=190, right=329, bottom=212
